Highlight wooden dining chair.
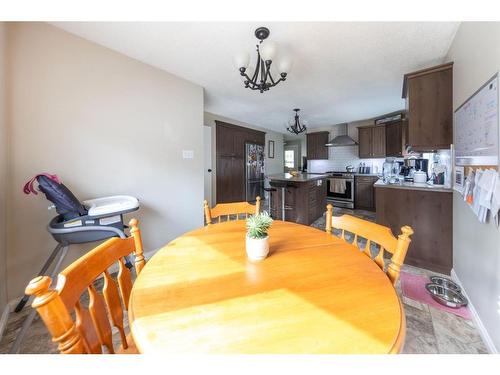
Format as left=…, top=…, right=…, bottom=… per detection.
left=25, top=218, right=145, bottom=354
left=325, top=204, right=413, bottom=285
left=204, top=196, right=261, bottom=224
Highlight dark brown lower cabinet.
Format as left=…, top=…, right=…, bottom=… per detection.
left=355, top=176, right=378, bottom=211
left=375, top=186, right=452, bottom=275
left=269, top=179, right=327, bottom=225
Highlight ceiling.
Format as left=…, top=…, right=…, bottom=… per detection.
left=51, top=22, right=459, bottom=133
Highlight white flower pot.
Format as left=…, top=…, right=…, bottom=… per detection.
left=246, top=235, right=269, bottom=261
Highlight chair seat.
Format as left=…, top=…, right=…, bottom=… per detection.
left=117, top=333, right=138, bottom=354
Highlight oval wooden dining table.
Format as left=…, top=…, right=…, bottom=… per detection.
left=128, top=220, right=405, bottom=354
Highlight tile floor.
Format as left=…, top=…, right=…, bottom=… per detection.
left=0, top=208, right=489, bottom=354
left=312, top=207, right=489, bottom=354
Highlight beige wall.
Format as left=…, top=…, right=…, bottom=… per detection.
left=445, top=22, right=500, bottom=353
left=5, top=23, right=204, bottom=300
left=204, top=112, right=284, bottom=204
left=0, top=22, right=7, bottom=314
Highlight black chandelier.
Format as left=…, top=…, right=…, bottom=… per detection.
left=235, top=27, right=292, bottom=93
left=287, top=109, right=307, bottom=135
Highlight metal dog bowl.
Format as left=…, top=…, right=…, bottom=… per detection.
left=425, top=283, right=468, bottom=309
left=429, top=276, right=461, bottom=293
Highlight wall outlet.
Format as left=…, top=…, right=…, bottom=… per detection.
left=182, top=150, right=194, bottom=159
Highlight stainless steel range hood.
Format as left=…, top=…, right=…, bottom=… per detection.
left=325, top=123, right=358, bottom=147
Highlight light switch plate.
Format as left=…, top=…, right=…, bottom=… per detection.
left=182, top=150, right=194, bottom=159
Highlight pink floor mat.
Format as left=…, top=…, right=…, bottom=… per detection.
left=400, top=272, right=472, bottom=320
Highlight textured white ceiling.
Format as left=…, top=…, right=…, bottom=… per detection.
left=51, top=22, right=459, bottom=133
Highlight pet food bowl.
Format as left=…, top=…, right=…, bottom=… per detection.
left=429, top=276, right=461, bottom=293
left=425, top=283, right=468, bottom=309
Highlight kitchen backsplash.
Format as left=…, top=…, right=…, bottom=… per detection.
left=309, top=145, right=385, bottom=174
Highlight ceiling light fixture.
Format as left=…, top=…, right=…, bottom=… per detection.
left=234, top=27, right=292, bottom=93
left=287, top=109, right=307, bottom=135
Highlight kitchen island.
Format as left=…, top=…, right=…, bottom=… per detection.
left=375, top=181, right=452, bottom=274
left=268, top=173, right=328, bottom=225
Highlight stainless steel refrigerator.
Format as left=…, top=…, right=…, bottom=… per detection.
left=245, top=142, right=265, bottom=203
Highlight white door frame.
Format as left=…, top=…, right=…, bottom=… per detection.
left=203, top=126, right=213, bottom=207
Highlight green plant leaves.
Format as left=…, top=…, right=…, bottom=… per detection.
left=246, top=211, right=273, bottom=239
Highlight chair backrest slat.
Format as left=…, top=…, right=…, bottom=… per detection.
left=117, top=258, right=133, bottom=311
left=103, top=270, right=127, bottom=347
left=325, top=204, right=413, bottom=285
left=374, top=247, right=385, bottom=270
left=204, top=197, right=261, bottom=225
left=25, top=218, right=145, bottom=354
left=88, top=284, right=114, bottom=353
left=75, top=301, right=102, bottom=354
left=364, top=239, right=372, bottom=257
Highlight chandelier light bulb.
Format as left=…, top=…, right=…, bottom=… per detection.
left=234, top=51, right=250, bottom=69
left=259, top=41, right=277, bottom=62
left=278, top=57, right=293, bottom=74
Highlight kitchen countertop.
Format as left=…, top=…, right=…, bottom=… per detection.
left=267, top=173, right=329, bottom=183
left=354, top=173, right=380, bottom=177
left=374, top=179, right=453, bottom=193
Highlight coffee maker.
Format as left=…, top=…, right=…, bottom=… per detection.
left=402, top=158, right=429, bottom=182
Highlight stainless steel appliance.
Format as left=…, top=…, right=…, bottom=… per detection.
left=326, top=171, right=355, bottom=209
left=404, top=157, right=429, bottom=172
left=403, top=157, right=429, bottom=182
left=325, top=123, right=358, bottom=147
left=245, top=142, right=265, bottom=202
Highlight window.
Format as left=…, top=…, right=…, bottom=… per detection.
left=285, top=150, right=295, bottom=168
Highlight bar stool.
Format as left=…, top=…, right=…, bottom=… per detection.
left=268, top=181, right=296, bottom=220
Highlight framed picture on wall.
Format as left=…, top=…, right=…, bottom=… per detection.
left=268, top=140, right=275, bottom=158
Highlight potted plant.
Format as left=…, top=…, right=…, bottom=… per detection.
left=245, top=211, right=273, bottom=261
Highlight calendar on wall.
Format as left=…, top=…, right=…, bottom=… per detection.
left=454, top=74, right=499, bottom=166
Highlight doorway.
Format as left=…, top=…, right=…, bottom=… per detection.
left=284, top=143, right=300, bottom=172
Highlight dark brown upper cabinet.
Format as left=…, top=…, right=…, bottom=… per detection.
left=385, top=120, right=408, bottom=157
left=372, top=126, right=386, bottom=157
left=358, top=127, right=372, bottom=158
left=306, top=132, right=329, bottom=160
left=402, top=62, right=453, bottom=151
left=357, top=126, right=386, bottom=159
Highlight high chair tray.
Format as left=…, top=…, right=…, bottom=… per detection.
left=83, top=195, right=139, bottom=217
